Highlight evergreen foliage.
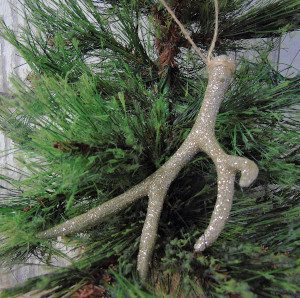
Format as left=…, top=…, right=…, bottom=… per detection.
left=0, top=0, right=299, bottom=296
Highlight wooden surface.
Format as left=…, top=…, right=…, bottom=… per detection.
left=0, top=0, right=51, bottom=289
left=0, top=0, right=299, bottom=290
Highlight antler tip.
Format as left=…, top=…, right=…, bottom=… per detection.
left=194, top=235, right=207, bottom=252
left=239, top=161, right=259, bottom=188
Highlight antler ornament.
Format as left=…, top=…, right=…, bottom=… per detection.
left=38, top=0, right=259, bottom=281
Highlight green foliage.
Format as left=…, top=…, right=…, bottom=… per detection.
left=0, top=0, right=299, bottom=297
left=109, top=273, right=158, bottom=298
left=119, top=0, right=300, bottom=52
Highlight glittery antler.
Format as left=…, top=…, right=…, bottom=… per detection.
left=38, top=0, right=259, bottom=281
left=38, top=56, right=258, bottom=280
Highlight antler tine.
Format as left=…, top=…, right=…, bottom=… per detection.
left=38, top=180, right=149, bottom=238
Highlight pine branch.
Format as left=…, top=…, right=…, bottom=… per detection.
left=0, top=0, right=299, bottom=295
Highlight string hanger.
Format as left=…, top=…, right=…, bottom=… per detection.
left=158, top=0, right=219, bottom=65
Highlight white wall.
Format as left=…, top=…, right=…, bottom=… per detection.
left=278, top=31, right=300, bottom=77
left=0, top=0, right=49, bottom=289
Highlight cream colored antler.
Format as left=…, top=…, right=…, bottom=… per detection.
left=38, top=0, right=258, bottom=281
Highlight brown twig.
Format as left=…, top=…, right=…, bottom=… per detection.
left=158, top=0, right=208, bottom=63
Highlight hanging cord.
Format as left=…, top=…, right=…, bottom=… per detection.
left=158, top=0, right=220, bottom=65
left=207, top=0, right=219, bottom=63
left=158, top=0, right=208, bottom=64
